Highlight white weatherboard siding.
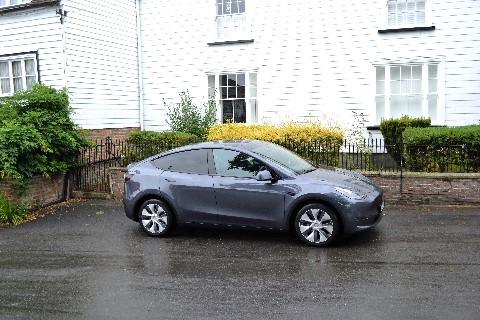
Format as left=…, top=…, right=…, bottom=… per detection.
left=139, top=0, right=480, bottom=131
left=139, top=1, right=214, bottom=131
left=373, top=0, right=480, bottom=127
left=0, top=7, right=64, bottom=89
left=63, top=0, right=140, bottom=129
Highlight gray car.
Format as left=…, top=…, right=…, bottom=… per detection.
left=123, top=140, right=384, bottom=247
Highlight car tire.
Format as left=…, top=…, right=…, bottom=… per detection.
left=138, top=199, right=174, bottom=237
left=294, top=203, right=339, bottom=247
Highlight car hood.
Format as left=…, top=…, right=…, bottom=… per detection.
left=300, top=167, right=381, bottom=195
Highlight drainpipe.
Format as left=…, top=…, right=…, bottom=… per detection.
left=135, top=0, right=145, bottom=131
left=57, top=3, right=68, bottom=88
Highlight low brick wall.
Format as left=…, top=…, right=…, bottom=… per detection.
left=109, top=167, right=127, bottom=201
left=366, top=172, right=480, bottom=205
left=82, top=127, right=139, bottom=141
left=0, top=173, right=66, bottom=206
left=108, top=167, right=480, bottom=205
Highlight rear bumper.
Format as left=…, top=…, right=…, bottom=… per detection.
left=123, top=197, right=137, bottom=221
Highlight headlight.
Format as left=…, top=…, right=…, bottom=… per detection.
left=334, top=187, right=367, bottom=200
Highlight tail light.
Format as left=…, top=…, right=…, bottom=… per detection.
left=124, top=173, right=133, bottom=183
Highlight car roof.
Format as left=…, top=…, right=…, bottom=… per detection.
left=189, top=139, right=272, bottom=150
left=128, top=140, right=281, bottom=170
left=151, top=140, right=274, bottom=160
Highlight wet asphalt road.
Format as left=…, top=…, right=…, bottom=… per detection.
left=0, top=200, right=479, bottom=320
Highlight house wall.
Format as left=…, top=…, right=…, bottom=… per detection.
left=63, top=0, right=140, bottom=129
left=139, top=0, right=480, bottom=132
left=0, top=6, right=64, bottom=88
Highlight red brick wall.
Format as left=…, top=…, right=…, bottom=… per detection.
left=109, top=168, right=127, bottom=201
left=367, top=173, right=480, bottom=205
left=1, top=173, right=66, bottom=206
left=82, top=127, right=139, bottom=142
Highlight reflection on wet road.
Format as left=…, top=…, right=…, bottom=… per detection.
left=0, top=201, right=479, bottom=319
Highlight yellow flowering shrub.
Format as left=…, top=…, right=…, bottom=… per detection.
left=207, top=121, right=343, bottom=143
left=207, top=121, right=344, bottom=166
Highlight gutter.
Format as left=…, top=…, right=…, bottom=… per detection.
left=0, top=0, right=60, bottom=14
left=135, top=0, right=145, bottom=131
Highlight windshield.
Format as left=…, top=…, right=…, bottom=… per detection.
left=242, top=141, right=315, bottom=175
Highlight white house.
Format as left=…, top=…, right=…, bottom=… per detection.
left=1, top=0, right=479, bottom=138
left=0, top=0, right=140, bottom=133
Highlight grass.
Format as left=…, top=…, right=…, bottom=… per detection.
left=0, top=193, right=28, bottom=225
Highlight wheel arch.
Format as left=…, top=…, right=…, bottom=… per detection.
left=133, top=193, right=178, bottom=224
left=286, top=197, right=345, bottom=235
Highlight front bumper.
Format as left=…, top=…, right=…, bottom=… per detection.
left=342, top=192, right=385, bottom=235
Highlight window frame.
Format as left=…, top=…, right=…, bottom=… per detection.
left=211, top=0, right=252, bottom=44
left=207, top=71, right=258, bottom=124
left=0, top=0, right=30, bottom=8
left=373, top=58, right=445, bottom=125
left=380, top=0, right=434, bottom=33
left=0, top=52, right=39, bottom=97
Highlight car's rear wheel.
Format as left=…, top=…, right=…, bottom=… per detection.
left=294, top=203, right=339, bottom=247
left=138, top=199, right=174, bottom=236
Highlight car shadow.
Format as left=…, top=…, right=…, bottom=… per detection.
left=132, top=223, right=385, bottom=248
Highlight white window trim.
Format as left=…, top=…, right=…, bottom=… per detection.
left=0, top=53, right=38, bottom=97
left=212, top=0, right=252, bottom=44
left=373, top=57, right=445, bottom=125
left=384, top=0, right=434, bottom=30
left=207, top=70, right=258, bottom=123
left=0, top=0, right=30, bottom=9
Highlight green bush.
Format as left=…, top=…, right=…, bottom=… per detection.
left=165, top=91, right=216, bottom=139
left=402, top=125, right=480, bottom=172
left=0, top=192, right=28, bottom=225
left=0, top=84, right=90, bottom=194
left=380, top=116, right=431, bottom=143
left=122, top=131, right=199, bottom=165
left=380, top=116, right=431, bottom=165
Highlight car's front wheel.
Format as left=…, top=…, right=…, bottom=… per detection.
left=294, top=203, right=339, bottom=247
left=138, top=199, right=174, bottom=236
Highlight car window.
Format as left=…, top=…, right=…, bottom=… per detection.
left=213, top=149, right=266, bottom=178
left=151, top=149, right=208, bottom=174
left=241, top=141, right=315, bottom=175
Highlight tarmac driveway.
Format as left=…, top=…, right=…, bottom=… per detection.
left=0, top=200, right=479, bottom=320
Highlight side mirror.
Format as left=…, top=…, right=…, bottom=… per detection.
left=256, top=170, right=273, bottom=182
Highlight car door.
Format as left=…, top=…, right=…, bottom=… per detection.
left=152, top=149, right=217, bottom=224
left=211, top=148, right=286, bottom=229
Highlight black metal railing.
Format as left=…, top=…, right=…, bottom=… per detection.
left=71, top=137, right=480, bottom=192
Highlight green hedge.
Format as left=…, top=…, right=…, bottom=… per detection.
left=380, top=116, right=431, bottom=165
left=402, top=125, right=480, bottom=172
left=122, top=131, right=199, bottom=165
left=380, top=116, right=432, bottom=143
